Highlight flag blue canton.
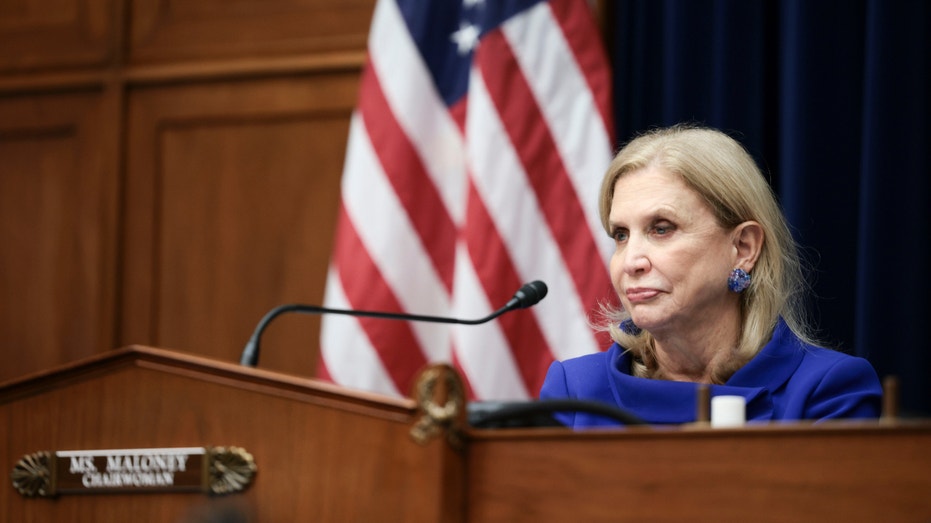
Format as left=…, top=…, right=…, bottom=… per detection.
left=395, top=0, right=547, bottom=106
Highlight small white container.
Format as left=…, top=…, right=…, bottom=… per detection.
left=711, top=395, right=746, bottom=427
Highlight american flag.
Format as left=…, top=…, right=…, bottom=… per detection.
left=318, top=0, right=615, bottom=400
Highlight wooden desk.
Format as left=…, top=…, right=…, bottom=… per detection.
left=3, top=346, right=929, bottom=522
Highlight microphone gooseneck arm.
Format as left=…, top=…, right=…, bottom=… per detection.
left=240, top=280, right=548, bottom=367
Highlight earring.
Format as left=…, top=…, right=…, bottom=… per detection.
left=620, top=318, right=642, bottom=335
left=728, top=268, right=751, bottom=293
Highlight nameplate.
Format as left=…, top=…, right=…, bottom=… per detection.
left=11, top=446, right=256, bottom=498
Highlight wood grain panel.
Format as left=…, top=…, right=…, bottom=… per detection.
left=123, top=74, right=358, bottom=378
left=0, top=89, right=119, bottom=383
left=129, top=0, right=375, bottom=65
left=0, top=347, right=457, bottom=522
left=465, top=425, right=931, bottom=522
left=0, top=0, right=118, bottom=73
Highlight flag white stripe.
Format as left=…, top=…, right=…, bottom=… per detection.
left=452, top=245, right=531, bottom=399
left=368, top=0, right=468, bottom=225
left=466, top=66, right=600, bottom=361
left=340, top=114, right=451, bottom=362
left=503, top=3, right=613, bottom=263
left=320, top=266, right=401, bottom=397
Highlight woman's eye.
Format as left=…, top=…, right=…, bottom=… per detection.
left=653, top=223, right=674, bottom=235
left=612, top=229, right=628, bottom=242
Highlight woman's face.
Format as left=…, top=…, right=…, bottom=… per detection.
left=608, top=166, right=740, bottom=337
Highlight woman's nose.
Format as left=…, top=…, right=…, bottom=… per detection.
left=621, top=236, right=651, bottom=275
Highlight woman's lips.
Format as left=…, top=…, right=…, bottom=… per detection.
left=626, top=288, right=660, bottom=303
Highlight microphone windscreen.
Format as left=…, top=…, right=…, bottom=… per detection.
left=512, top=280, right=548, bottom=308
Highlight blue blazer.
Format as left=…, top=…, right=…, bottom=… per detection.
left=539, top=320, right=883, bottom=427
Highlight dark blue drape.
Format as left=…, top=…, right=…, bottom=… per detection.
left=609, top=0, right=930, bottom=415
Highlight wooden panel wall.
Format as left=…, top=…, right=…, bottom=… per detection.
left=0, top=0, right=117, bottom=72
left=0, top=89, right=119, bottom=381
left=128, top=0, right=373, bottom=64
left=0, top=0, right=373, bottom=383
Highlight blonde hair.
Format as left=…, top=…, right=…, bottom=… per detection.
left=599, top=125, right=813, bottom=383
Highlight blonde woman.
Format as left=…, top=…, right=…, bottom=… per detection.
left=540, top=125, right=881, bottom=426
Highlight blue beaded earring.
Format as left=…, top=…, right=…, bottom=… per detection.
left=620, top=318, right=642, bottom=335
left=727, top=268, right=751, bottom=293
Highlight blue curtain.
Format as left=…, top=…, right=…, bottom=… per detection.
left=609, top=0, right=930, bottom=415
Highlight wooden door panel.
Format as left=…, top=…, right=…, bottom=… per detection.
left=123, top=74, right=357, bottom=377
left=129, top=0, right=375, bottom=64
left=0, top=90, right=118, bottom=381
left=0, top=0, right=118, bottom=73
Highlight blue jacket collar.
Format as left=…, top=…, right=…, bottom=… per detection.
left=606, top=320, right=802, bottom=423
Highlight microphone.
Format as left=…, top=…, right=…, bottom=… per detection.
left=239, top=280, right=548, bottom=367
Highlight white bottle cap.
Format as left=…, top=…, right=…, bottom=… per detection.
left=711, top=395, right=746, bottom=427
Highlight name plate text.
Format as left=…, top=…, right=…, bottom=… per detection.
left=11, top=446, right=255, bottom=498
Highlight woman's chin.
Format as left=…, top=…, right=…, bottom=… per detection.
left=628, top=315, right=667, bottom=334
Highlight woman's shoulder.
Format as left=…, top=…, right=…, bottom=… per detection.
left=794, top=343, right=879, bottom=380
left=540, top=343, right=625, bottom=399
left=781, top=328, right=874, bottom=370
left=734, top=322, right=878, bottom=391
left=786, top=342, right=882, bottom=418
left=775, top=330, right=881, bottom=395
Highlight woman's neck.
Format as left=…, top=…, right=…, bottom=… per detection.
left=651, top=312, right=741, bottom=384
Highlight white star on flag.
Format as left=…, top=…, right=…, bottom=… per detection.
left=451, top=21, right=481, bottom=55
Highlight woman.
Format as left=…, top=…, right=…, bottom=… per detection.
left=539, top=125, right=882, bottom=426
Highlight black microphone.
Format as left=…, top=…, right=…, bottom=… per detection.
left=239, top=280, right=548, bottom=367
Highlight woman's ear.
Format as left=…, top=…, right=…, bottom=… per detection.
left=733, top=221, right=764, bottom=271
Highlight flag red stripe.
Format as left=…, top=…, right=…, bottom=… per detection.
left=548, top=0, right=615, bottom=146
left=358, top=65, right=458, bottom=292
left=463, top=181, right=554, bottom=395
left=477, top=31, right=613, bottom=314
left=332, top=205, right=429, bottom=392
left=316, top=357, right=333, bottom=383
left=449, top=345, right=478, bottom=400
